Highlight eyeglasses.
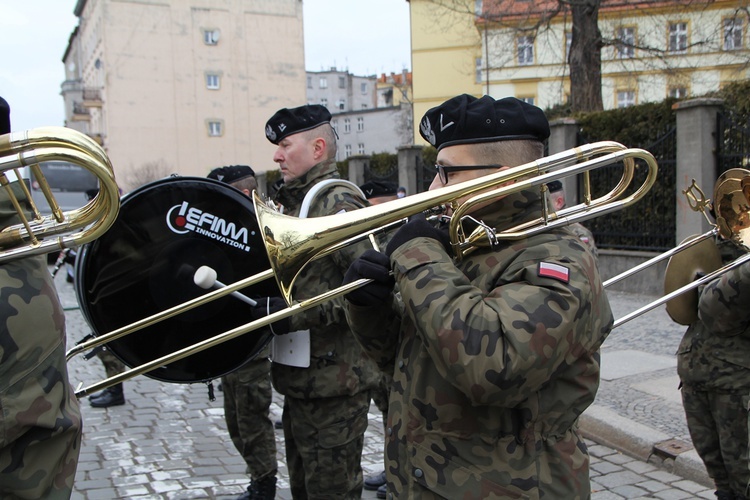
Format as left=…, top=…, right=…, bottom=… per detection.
left=434, top=164, right=502, bottom=185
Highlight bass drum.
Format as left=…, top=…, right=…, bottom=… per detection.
left=75, top=176, right=280, bottom=383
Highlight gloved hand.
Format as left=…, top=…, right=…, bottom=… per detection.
left=250, top=297, right=291, bottom=335
left=385, top=213, right=452, bottom=258
left=343, top=249, right=395, bottom=307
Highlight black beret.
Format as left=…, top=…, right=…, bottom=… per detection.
left=207, top=165, right=255, bottom=184
left=265, top=104, right=332, bottom=145
left=360, top=180, right=398, bottom=199
left=0, top=96, right=10, bottom=135
left=419, top=94, right=550, bottom=151
left=546, top=180, right=563, bottom=193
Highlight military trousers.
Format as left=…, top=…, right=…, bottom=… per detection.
left=280, top=390, right=370, bottom=499
left=222, top=356, right=277, bottom=480
left=682, top=385, right=749, bottom=497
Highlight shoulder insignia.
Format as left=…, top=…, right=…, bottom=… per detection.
left=538, top=261, right=570, bottom=283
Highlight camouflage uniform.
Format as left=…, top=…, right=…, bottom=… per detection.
left=272, top=159, right=379, bottom=499
left=347, top=188, right=614, bottom=499
left=0, top=182, right=82, bottom=499
left=97, top=348, right=126, bottom=378
left=677, top=255, right=750, bottom=499
left=569, top=222, right=598, bottom=259
left=221, top=344, right=277, bottom=481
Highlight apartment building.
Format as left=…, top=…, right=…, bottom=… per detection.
left=62, top=0, right=305, bottom=191
left=306, top=68, right=413, bottom=159
left=408, top=0, right=750, bottom=143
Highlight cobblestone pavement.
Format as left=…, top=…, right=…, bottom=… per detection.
left=54, top=269, right=719, bottom=499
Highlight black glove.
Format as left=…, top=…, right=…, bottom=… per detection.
left=385, top=213, right=452, bottom=258
left=343, top=249, right=395, bottom=307
left=250, top=297, right=291, bottom=335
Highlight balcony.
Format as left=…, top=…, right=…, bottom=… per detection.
left=71, top=102, right=90, bottom=121
left=82, top=88, right=103, bottom=107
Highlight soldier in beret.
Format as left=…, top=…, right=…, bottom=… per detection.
left=207, top=165, right=278, bottom=500
left=360, top=180, right=399, bottom=205
left=0, top=96, right=83, bottom=498
left=252, top=104, right=378, bottom=498
left=343, top=94, right=613, bottom=498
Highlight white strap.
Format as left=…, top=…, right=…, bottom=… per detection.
left=298, top=179, right=365, bottom=218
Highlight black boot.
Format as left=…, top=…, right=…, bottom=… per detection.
left=715, top=491, right=736, bottom=500
left=89, top=384, right=125, bottom=408
left=237, top=476, right=276, bottom=500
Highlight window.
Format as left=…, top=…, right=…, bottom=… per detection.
left=565, top=32, right=572, bottom=62
left=320, top=98, right=328, bottom=108
left=203, top=29, right=220, bottom=45
left=361, top=82, right=368, bottom=94
left=616, top=27, right=635, bottom=58
left=332, top=119, right=338, bottom=134
left=344, top=118, right=351, bottom=133
left=319, top=77, right=328, bottom=89
left=208, top=120, right=223, bottom=136
left=205, top=73, right=220, bottom=90
left=517, top=36, right=534, bottom=65
left=357, top=117, right=364, bottom=132
left=337, top=100, right=346, bottom=111
left=345, top=144, right=352, bottom=157
left=724, top=17, right=743, bottom=50
left=307, top=76, right=312, bottom=89
left=475, top=57, right=483, bottom=83
left=358, top=143, right=365, bottom=155
left=361, top=104, right=368, bottom=110
left=617, top=91, right=635, bottom=108
left=519, top=97, right=535, bottom=105
left=668, top=22, right=688, bottom=54
left=669, top=87, right=688, bottom=99
left=339, top=76, right=346, bottom=88
left=475, top=0, right=483, bottom=16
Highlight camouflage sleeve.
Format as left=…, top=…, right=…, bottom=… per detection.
left=390, top=235, right=610, bottom=408
left=697, top=259, right=750, bottom=336
left=0, top=255, right=82, bottom=498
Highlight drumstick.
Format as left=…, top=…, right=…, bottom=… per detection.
left=193, top=266, right=258, bottom=307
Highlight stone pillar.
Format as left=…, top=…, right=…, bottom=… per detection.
left=673, top=98, right=723, bottom=245
left=548, top=117, right=580, bottom=207
left=397, top=145, right=423, bottom=195
left=347, top=155, right=369, bottom=187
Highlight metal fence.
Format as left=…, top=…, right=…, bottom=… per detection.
left=579, top=127, right=677, bottom=252
left=716, top=111, right=750, bottom=176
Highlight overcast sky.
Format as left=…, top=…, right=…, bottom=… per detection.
left=0, top=0, right=411, bottom=132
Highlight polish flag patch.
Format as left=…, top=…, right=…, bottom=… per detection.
left=538, top=262, right=570, bottom=283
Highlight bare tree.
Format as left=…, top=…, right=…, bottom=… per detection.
left=121, top=160, right=172, bottom=192
left=418, top=0, right=750, bottom=113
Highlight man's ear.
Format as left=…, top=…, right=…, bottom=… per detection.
left=312, top=137, right=326, bottom=161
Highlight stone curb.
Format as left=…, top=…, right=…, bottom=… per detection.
left=579, top=405, right=712, bottom=488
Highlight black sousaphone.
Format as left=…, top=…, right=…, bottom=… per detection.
left=75, top=176, right=279, bottom=383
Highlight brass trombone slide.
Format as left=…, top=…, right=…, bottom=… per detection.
left=68, top=141, right=659, bottom=398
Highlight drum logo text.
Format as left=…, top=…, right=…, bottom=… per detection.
left=167, top=201, right=252, bottom=252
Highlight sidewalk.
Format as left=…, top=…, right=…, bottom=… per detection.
left=56, top=269, right=715, bottom=499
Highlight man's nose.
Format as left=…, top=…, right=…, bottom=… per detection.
left=428, top=174, right=442, bottom=191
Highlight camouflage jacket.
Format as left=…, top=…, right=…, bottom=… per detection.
left=677, top=258, right=750, bottom=390
left=347, top=188, right=614, bottom=499
left=270, top=159, right=379, bottom=398
left=0, top=182, right=82, bottom=499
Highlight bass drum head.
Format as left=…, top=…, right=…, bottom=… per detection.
left=75, top=176, right=279, bottom=383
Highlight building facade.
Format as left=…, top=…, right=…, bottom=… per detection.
left=408, top=0, right=750, bottom=143
left=62, top=0, right=305, bottom=192
left=306, top=68, right=413, bottom=159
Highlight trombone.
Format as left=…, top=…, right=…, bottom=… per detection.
left=67, top=140, right=660, bottom=398
left=0, top=127, right=120, bottom=261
